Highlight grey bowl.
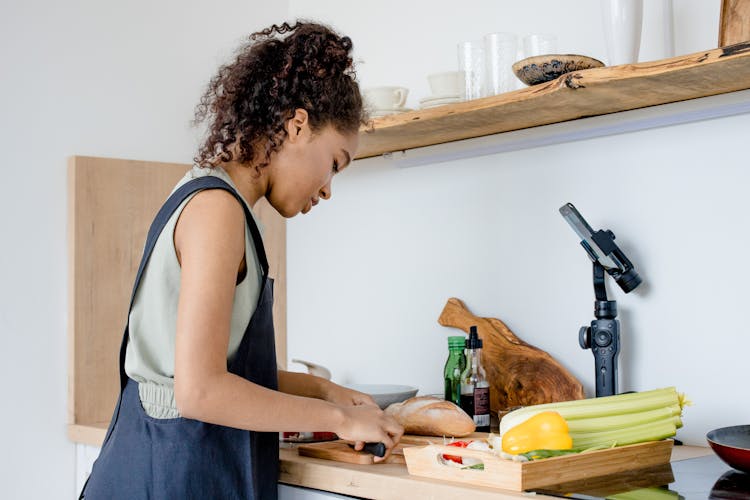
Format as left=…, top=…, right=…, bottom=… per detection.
left=345, top=384, right=418, bottom=409
left=513, top=54, right=604, bottom=86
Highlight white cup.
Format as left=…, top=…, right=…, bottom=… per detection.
left=427, top=71, right=464, bottom=97
left=363, top=86, right=408, bottom=111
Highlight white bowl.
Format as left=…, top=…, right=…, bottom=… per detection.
left=345, top=384, right=418, bottom=409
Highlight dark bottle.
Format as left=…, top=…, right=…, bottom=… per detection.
left=460, top=326, right=490, bottom=432
left=443, top=336, right=466, bottom=406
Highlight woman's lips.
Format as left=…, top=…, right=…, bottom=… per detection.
left=301, top=198, right=319, bottom=215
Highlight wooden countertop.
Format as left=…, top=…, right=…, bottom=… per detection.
left=279, top=442, right=713, bottom=499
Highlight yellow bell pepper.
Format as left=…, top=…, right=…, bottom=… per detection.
left=501, top=410, right=573, bottom=454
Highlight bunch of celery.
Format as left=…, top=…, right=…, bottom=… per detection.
left=499, top=387, right=687, bottom=450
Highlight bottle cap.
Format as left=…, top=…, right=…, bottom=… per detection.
left=447, top=336, right=465, bottom=349
left=465, top=325, right=483, bottom=349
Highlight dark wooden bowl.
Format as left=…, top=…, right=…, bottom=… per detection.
left=707, top=425, right=750, bottom=473
left=512, top=54, right=604, bottom=86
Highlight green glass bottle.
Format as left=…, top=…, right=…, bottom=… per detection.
left=443, top=336, right=466, bottom=405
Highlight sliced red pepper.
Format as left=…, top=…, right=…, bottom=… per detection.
left=442, top=440, right=471, bottom=464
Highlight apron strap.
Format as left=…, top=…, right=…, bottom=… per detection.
left=116, top=175, right=270, bottom=390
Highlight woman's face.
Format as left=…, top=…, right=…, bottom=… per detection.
left=266, top=110, right=359, bottom=218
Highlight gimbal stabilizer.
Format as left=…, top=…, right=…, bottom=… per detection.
left=560, top=203, right=642, bottom=397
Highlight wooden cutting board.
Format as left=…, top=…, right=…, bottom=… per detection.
left=297, top=435, right=438, bottom=465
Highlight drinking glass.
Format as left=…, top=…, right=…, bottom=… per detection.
left=457, top=40, right=485, bottom=100
left=484, top=32, right=518, bottom=95
left=522, top=34, right=558, bottom=58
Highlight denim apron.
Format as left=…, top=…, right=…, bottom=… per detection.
left=81, top=176, right=279, bottom=500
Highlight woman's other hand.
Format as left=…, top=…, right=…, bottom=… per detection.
left=334, top=405, right=404, bottom=463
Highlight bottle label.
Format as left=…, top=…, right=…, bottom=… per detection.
left=473, top=386, right=490, bottom=427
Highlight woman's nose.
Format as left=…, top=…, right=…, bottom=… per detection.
left=319, top=181, right=332, bottom=200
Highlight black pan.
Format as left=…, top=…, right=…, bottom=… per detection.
left=706, top=425, right=750, bottom=474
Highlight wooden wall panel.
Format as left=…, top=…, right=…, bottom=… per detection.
left=67, top=156, right=286, bottom=442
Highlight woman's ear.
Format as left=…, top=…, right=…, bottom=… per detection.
left=285, top=108, right=309, bottom=143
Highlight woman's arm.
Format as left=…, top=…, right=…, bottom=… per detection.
left=277, top=370, right=328, bottom=399
left=278, top=370, right=379, bottom=407
left=172, top=190, right=402, bottom=451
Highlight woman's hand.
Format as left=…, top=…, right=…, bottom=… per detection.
left=323, top=382, right=401, bottom=459
left=334, top=405, right=404, bottom=463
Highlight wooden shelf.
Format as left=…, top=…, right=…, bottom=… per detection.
left=356, top=43, right=750, bottom=160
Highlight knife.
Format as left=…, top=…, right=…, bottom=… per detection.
left=348, top=442, right=386, bottom=458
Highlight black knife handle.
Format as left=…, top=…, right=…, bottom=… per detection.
left=362, top=442, right=386, bottom=457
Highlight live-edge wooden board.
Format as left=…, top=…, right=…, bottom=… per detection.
left=67, top=156, right=286, bottom=445
left=356, top=43, right=750, bottom=159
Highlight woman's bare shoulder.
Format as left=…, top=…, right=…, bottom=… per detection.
left=174, top=188, right=246, bottom=263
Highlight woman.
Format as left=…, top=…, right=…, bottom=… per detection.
left=81, top=21, right=403, bottom=500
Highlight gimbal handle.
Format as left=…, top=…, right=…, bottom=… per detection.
left=579, top=262, right=620, bottom=397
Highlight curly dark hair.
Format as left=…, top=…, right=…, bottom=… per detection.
left=192, top=21, right=366, bottom=169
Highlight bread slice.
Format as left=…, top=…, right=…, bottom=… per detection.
left=385, top=396, right=476, bottom=437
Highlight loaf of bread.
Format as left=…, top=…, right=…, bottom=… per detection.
left=385, top=396, right=476, bottom=437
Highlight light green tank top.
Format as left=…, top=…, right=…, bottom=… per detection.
left=124, top=166, right=263, bottom=418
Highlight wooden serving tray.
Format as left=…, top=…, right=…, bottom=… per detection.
left=403, top=439, right=674, bottom=492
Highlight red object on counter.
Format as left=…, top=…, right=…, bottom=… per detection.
left=442, top=440, right=471, bottom=464
left=707, top=425, right=750, bottom=473
left=282, top=431, right=338, bottom=443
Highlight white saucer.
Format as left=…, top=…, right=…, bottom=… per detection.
left=370, top=107, right=413, bottom=117
left=420, top=93, right=461, bottom=102
left=419, top=96, right=463, bottom=108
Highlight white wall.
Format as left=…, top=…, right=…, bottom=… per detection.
left=0, top=1, right=288, bottom=497
left=285, top=0, right=749, bottom=446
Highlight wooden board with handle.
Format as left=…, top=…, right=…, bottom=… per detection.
left=720, top=0, right=750, bottom=47
left=438, top=297, right=584, bottom=414
left=403, top=439, right=674, bottom=492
